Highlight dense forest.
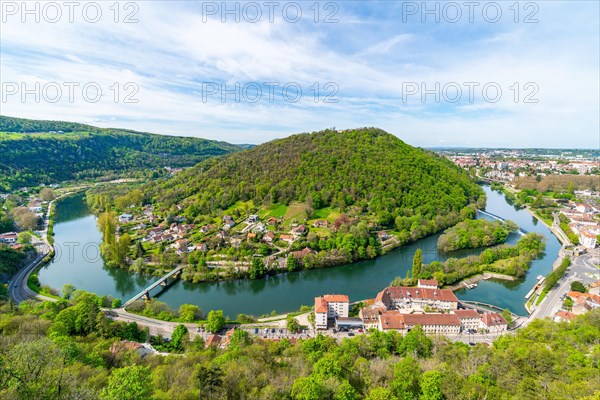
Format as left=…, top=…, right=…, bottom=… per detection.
left=437, top=219, right=518, bottom=252
left=0, top=116, right=240, bottom=190
left=144, top=128, right=484, bottom=229
left=0, top=292, right=598, bottom=399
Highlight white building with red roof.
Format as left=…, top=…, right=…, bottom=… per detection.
left=314, top=294, right=350, bottom=329
left=378, top=311, right=461, bottom=335
left=374, top=286, right=459, bottom=312
left=479, top=312, right=508, bottom=333
left=454, top=309, right=481, bottom=331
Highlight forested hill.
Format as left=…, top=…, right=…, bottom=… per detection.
left=0, top=116, right=240, bottom=190
left=147, top=128, right=484, bottom=226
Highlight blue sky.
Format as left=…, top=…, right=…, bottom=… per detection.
left=1, top=1, right=598, bottom=148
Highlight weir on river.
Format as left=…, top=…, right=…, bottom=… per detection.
left=39, top=186, right=561, bottom=317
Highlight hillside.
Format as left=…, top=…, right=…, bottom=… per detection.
left=102, top=128, right=485, bottom=281
left=0, top=291, right=598, bottom=399
left=0, top=116, right=240, bottom=190
left=149, top=128, right=483, bottom=217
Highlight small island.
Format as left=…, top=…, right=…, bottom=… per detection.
left=437, top=218, right=518, bottom=252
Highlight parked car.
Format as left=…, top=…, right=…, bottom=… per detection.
left=348, top=332, right=355, bottom=336
left=358, top=328, right=363, bottom=333
left=254, top=328, right=259, bottom=334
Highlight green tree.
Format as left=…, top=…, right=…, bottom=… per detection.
left=171, top=324, right=189, bottom=351
left=412, top=249, right=423, bottom=278
left=249, top=257, right=266, bottom=279
left=134, top=240, right=144, bottom=259
left=570, top=281, right=587, bottom=293
left=17, top=231, right=32, bottom=244
left=419, top=370, right=444, bottom=400
left=100, top=365, right=152, bottom=400
left=291, top=376, right=325, bottom=400
left=287, top=254, right=299, bottom=272
left=366, top=387, right=398, bottom=400
left=391, top=356, right=421, bottom=400
left=206, top=310, right=226, bottom=333
left=61, top=283, right=76, bottom=299
left=287, top=315, right=301, bottom=332
left=179, top=304, right=201, bottom=322
left=501, top=308, right=513, bottom=327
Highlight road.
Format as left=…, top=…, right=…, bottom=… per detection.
left=527, top=250, right=599, bottom=321
left=8, top=195, right=66, bottom=304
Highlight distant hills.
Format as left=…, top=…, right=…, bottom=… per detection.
left=145, top=128, right=484, bottom=235
left=0, top=116, right=240, bottom=191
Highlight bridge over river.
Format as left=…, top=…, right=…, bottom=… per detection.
left=123, top=266, right=184, bottom=308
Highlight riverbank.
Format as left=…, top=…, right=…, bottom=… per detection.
left=445, top=272, right=517, bottom=291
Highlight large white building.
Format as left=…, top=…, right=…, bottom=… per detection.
left=374, top=285, right=459, bottom=312
left=0, top=232, right=18, bottom=244
left=314, top=294, right=350, bottom=329
left=479, top=313, right=508, bottom=333
left=378, top=312, right=461, bottom=335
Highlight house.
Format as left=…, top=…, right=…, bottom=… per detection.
left=479, top=313, right=508, bottom=333
left=292, top=247, right=314, bottom=259
left=575, top=203, right=592, bottom=213
left=216, top=231, right=228, bottom=240
left=10, top=244, right=24, bottom=251
left=589, top=280, right=600, bottom=296
left=247, top=232, right=257, bottom=240
left=263, top=231, right=275, bottom=243
left=280, top=234, right=294, bottom=244
left=291, top=225, right=307, bottom=237
left=453, top=309, right=481, bottom=331
left=378, top=312, right=461, bottom=335
left=359, top=307, right=386, bottom=330
left=314, top=297, right=329, bottom=329
left=266, top=217, right=281, bottom=226
left=223, top=220, right=236, bottom=230
left=579, top=230, right=597, bottom=248
left=206, top=334, right=222, bottom=348
left=418, top=279, right=439, bottom=289
left=377, top=231, right=390, bottom=241
left=252, top=223, right=267, bottom=233
left=143, top=206, right=154, bottom=216
left=0, top=232, right=18, bottom=243
left=314, top=294, right=350, bottom=329
left=195, top=243, right=207, bottom=252
left=230, top=235, right=244, bottom=247
left=28, top=200, right=43, bottom=212
left=248, top=215, right=259, bottom=223
left=200, top=224, right=216, bottom=234
left=554, top=311, right=577, bottom=322
left=109, top=341, right=153, bottom=358
left=312, top=220, right=328, bottom=228
left=374, top=286, right=459, bottom=311
left=567, top=291, right=600, bottom=309
left=119, top=214, right=134, bottom=224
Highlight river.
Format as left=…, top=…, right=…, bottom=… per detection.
left=38, top=186, right=561, bottom=317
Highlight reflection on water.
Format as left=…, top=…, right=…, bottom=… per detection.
left=40, top=187, right=560, bottom=318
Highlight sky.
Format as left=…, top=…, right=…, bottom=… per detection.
left=0, top=1, right=598, bottom=148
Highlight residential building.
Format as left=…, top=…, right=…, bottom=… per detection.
left=418, top=279, right=439, bottom=289
left=314, top=294, right=350, bottom=329
left=312, top=220, right=328, bottom=228
left=119, top=214, right=133, bottom=224
left=454, top=309, right=481, bottom=331
left=374, top=286, right=459, bottom=312
left=554, top=311, right=577, bottom=322
left=377, top=231, right=390, bottom=241
left=479, top=313, right=508, bottom=333
left=28, top=200, right=43, bottom=212
left=280, top=234, right=294, bottom=244
left=292, top=247, right=314, bottom=259
left=263, top=231, right=275, bottom=243
left=580, top=230, right=597, bottom=248
left=359, top=307, right=386, bottom=330
left=0, top=232, right=18, bottom=243
left=248, top=215, right=259, bottom=223
left=378, top=312, right=461, bottom=335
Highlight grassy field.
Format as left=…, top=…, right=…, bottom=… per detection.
left=284, top=202, right=308, bottom=220
left=263, top=204, right=289, bottom=219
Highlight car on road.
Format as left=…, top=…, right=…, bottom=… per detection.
left=254, top=328, right=259, bottom=334
left=271, top=328, right=276, bottom=334
left=348, top=332, right=355, bottom=336
left=468, top=342, right=476, bottom=346
left=358, top=328, right=363, bottom=333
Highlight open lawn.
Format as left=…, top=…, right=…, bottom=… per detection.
left=263, top=204, right=289, bottom=219
left=284, top=202, right=308, bottom=221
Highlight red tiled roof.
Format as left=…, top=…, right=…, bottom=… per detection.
left=323, top=294, right=349, bottom=303
left=402, top=313, right=460, bottom=326
left=454, top=309, right=480, bottom=319
left=418, top=279, right=439, bottom=287
left=206, top=335, right=222, bottom=347
left=315, top=297, right=328, bottom=313
left=555, top=311, right=577, bottom=321
left=380, top=312, right=461, bottom=330
left=377, top=286, right=458, bottom=304
left=481, top=313, right=507, bottom=327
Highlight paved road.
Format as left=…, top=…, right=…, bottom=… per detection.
left=528, top=250, right=599, bottom=321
